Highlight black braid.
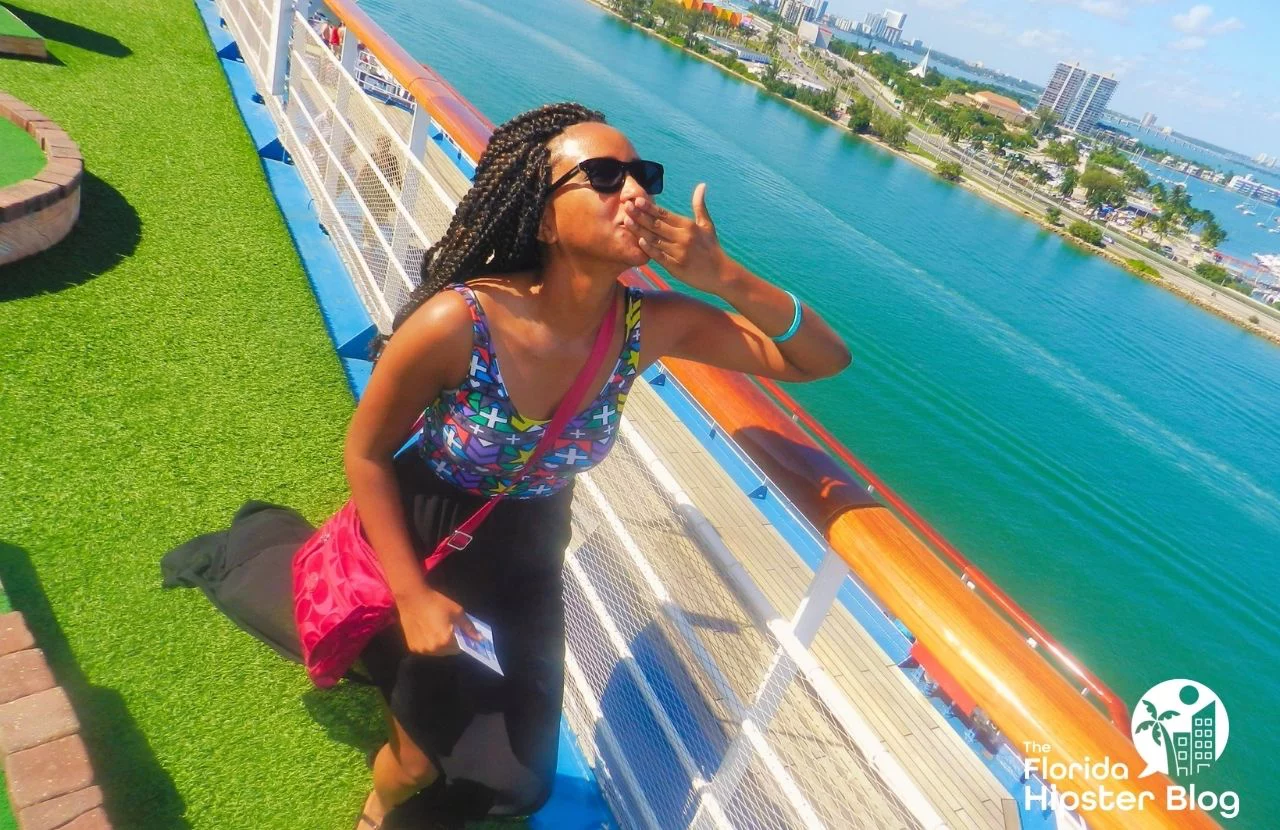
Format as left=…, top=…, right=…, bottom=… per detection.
left=370, top=102, right=606, bottom=360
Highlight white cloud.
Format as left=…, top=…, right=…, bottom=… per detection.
left=1169, top=35, right=1207, bottom=50
left=1016, top=28, right=1073, bottom=54
left=1077, top=0, right=1127, bottom=20
left=1208, top=16, right=1242, bottom=34
left=1030, top=0, right=1130, bottom=21
left=956, top=10, right=1012, bottom=38
left=1108, top=53, right=1149, bottom=78
left=1172, top=4, right=1213, bottom=32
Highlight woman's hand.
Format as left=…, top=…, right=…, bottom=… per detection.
left=397, top=586, right=480, bottom=656
left=624, top=183, right=734, bottom=295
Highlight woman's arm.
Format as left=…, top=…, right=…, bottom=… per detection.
left=624, top=185, right=852, bottom=381
left=343, top=289, right=476, bottom=650
left=642, top=263, right=850, bottom=381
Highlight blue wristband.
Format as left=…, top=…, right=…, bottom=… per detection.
left=772, top=291, right=803, bottom=344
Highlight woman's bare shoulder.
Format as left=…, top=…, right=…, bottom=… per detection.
left=384, top=287, right=474, bottom=386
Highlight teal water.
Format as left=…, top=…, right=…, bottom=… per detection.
left=1132, top=155, right=1280, bottom=263
left=365, top=0, right=1280, bottom=823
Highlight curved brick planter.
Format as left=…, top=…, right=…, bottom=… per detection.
left=0, top=91, right=82, bottom=266
left=1, top=577, right=110, bottom=830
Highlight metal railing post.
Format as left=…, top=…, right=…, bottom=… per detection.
left=386, top=105, right=431, bottom=302
left=322, top=28, right=359, bottom=204
left=266, top=0, right=294, bottom=96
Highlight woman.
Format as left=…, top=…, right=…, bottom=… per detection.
left=349, top=102, right=850, bottom=828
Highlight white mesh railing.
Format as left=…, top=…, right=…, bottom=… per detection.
left=563, top=417, right=944, bottom=830
left=223, top=0, right=473, bottom=331
left=219, top=0, right=273, bottom=89
left=215, top=2, right=954, bottom=826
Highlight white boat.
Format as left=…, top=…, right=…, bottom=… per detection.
left=1242, top=209, right=1256, bottom=215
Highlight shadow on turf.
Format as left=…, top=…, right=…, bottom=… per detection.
left=300, top=683, right=385, bottom=760
left=4, top=4, right=130, bottom=58
left=0, top=542, right=190, bottom=829
left=0, top=172, right=141, bottom=301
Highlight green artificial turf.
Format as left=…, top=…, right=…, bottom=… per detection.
left=0, top=117, right=45, bottom=188
left=0, top=1, right=394, bottom=827
left=0, top=769, right=14, bottom=830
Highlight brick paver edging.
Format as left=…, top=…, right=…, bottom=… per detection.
left=0, top=577, right=111, bottom=830
left=0, top=90, right=82, bottom=266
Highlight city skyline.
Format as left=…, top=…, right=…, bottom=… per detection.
left=822, top=0, right=1279, bottom=156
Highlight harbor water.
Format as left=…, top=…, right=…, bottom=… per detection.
left=362, top=0, right=1280, bottom=823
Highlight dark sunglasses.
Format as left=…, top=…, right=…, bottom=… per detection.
left=549, top=157, right=664, bottom=195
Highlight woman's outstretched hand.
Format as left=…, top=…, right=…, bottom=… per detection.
left=397, top=586, right=480, bottom=656
left=624, top=183, right=732, bottom=294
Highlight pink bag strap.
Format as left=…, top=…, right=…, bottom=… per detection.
left=422, top=283, right=621, bottom=565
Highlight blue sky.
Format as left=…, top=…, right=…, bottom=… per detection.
left=825, top=0, right=1279, bottom=156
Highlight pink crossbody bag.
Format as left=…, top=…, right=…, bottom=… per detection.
left=292, top=287, right=619, bottom=687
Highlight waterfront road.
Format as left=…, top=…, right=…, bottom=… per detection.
left=822, top=52, right=1280, bottom=341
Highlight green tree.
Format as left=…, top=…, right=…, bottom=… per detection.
left=1079, top=166, right=1128, bottom=214
left=1199, top=220, right=1227, bottom=249
left=1194, top=262, right=1230, bottom=283
left=871, top=110, right=911, bottom=148
left=935, top=160, right=963, bottom=181
left=1123, top=165, right=1150, bottom=190
left=1045, top=206, right=1062, bottom=225
left=1067, top=220, right=1104, bottom=246
left=847, top=93, right=874, bottom=133
left=1029, top=106, right=1058, bottom=138
left=1057, top=167, right=1078, bottom=198
left=1045, top=139, right=1080, bottom=166
left=1166, top=184, right=1193, bottom=221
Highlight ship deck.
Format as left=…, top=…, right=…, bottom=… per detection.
left=570, top=378, right=1020, bottom=829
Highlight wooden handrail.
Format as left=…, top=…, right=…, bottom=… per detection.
left=321, top=0, right=493, bottom=158
left=752, top=374, right=1132, bottom=732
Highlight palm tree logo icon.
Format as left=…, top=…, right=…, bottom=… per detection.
left=1131, top=680, right=1229, bottom=779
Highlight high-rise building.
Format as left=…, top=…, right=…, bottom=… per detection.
left=882, top=9, right=906, bottom=45
left=779, top=0, right=804, bottom=25
left=1140, top=112, right=1158, bottom=129
left=802, top=3, right=817, bottom=23
left=798, top=20, right=832, bottom=48
left=1037, top=62, right=1118, bottom=134
left=862, top=12, right=886, bottom=38
left=817, top=1, right=828, bottom=20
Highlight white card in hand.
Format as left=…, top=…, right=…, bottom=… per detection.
left=454, top=614, right=504, bottom=676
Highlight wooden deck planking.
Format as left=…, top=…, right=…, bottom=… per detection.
left=609, top=378, right=1018, bottom=830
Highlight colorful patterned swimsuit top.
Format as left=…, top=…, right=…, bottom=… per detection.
left=418, top=283, right=644, bottom=499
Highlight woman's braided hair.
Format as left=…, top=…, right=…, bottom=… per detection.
left=371, top=102, right=606, bottom=360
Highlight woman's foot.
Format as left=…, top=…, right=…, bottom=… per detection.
left=355, top=790, right=386, bottom=830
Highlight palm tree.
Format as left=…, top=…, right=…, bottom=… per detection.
left=1135, top=698, right=1180, bottom=777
